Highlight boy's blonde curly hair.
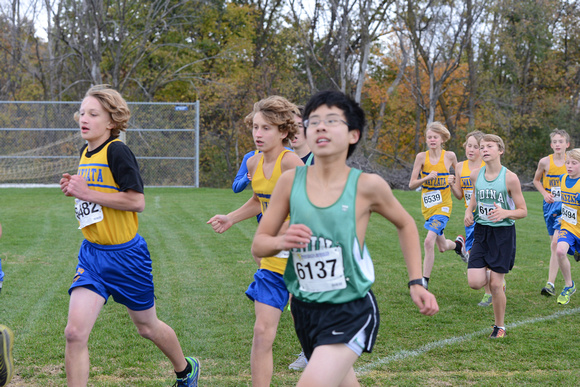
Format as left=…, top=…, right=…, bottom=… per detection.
left=74, top=84, right=131, bottom=138
left=244, top=96, right=299, bottom=142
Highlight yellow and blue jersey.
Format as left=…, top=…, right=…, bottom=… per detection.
left=543, top=154, right=566, bottom=203
left=420, top=150, right=453, bottom=220
left=77, top=139, right=142, bottom=245
left=252, top=150, right=291, bottom=274
left=560, top=174, right=580, bottom=237
left=460, top=160, right=485, bottom=208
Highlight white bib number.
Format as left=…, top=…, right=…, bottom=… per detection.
left=275, top=250, right=289, bottom=258
left=477, top=202, right=495, bottom=221
left=464, top=189, right=473, bottom=206
left=75, top=199, right=103, bottom=229
left=551, top=187, right=562, bottom=202
left=422, top=190, right=443, bottom=209
left=562, top=204, right=577, bottom=225
left=293, top=247, right=346, bottom=293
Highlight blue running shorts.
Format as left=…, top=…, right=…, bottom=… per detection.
left=543, top=200, right=562, bottom=236
left=465, top=220, right=475, bottom=252
left=69, top=234, right=155, bottom=311
left=424, top=215, right=449, bottom=236
left=557, top=229, right=580, bottom=256
left=245, top=269, right=289, bottom=311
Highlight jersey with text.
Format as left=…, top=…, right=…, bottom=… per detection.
left=542, top=154, right=566, bottom=202
left=460, top=160, right=485, bottom=208
left=560, top=174, right=580, bottom=236
left=473, top=166, right=515, bottom=227
left=76, top=138, right=143, bottom=245
left=252, top=150, right=291, bottom=274
left=285, top=167, right=375, bottom=304
left=420, top=150, right=452, bottom=219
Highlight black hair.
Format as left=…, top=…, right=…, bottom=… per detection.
left=303, top=90, right=365, bottom=158
left=297, top=105, right=305, bottom=117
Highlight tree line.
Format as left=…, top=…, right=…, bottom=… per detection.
left=1, top=0, right=579, bottom=188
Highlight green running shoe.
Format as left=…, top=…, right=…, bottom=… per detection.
left=478, top=294, right=492, bottom=307
left=541, top=282, right=555, bottom=297
left=173, top=357, right=200, bottom=387
left=557, top=282, right=576, bottom=305
left=0, top=324, right=14, bottom=387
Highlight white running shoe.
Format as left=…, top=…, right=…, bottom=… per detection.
left=454, top=235, right=469, bottom=263
left=288, top=351, right=308, bottom=370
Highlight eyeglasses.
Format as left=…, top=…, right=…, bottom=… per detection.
left=303, top=117, right=348, bottom=129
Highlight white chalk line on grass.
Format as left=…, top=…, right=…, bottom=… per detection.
left=356, top=307, right=580, bottom=375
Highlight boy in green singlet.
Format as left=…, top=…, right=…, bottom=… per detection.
left=252, top=90, right=438, bottom=386
left=465, top=134, right=527, bottom=338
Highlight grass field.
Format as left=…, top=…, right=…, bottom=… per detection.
left=1, top=187, right=579, bottom=386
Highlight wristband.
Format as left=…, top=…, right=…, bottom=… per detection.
left=408, top=278, right=426, bottom=288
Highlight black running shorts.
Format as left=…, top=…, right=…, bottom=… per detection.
left=468, top=223, right=516, bottom=274
left=290, top=290, right=380, bottom=359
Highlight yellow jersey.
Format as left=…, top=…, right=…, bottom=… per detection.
left=76, top=139, right=140, bottom=245
left=420, top=150, right=453, bottom=219
left=251, top=150, right=291, bottom=274
left=542, top=154, right=566, bottom=200
left=560, top=174, right=580, bottom=236
left=460, top=160, right=485, bottom=208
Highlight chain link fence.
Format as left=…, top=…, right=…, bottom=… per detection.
left=0, top=101, right=199, bottom=187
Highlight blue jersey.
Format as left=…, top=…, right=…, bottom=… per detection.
left=232, top=150, right=258, bottom=193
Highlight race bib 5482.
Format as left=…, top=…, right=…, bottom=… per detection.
left=75, top=199, right=103, bottom=229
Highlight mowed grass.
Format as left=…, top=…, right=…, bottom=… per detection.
left=1, top=187, right=579, bottom=386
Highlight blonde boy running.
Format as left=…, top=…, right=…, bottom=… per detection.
left=60, top=85, right=199, bottom=386
left=252, top=90, right=438, bottom=387
left=465, top=134, right=527, bottom=338
left=409, top=122, right=466, bottom=289
left=207, top=96, right=303, bottom=386
left=553, top=148, right=580, bottom=305
left=532, top=129, right=570, bottom=296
